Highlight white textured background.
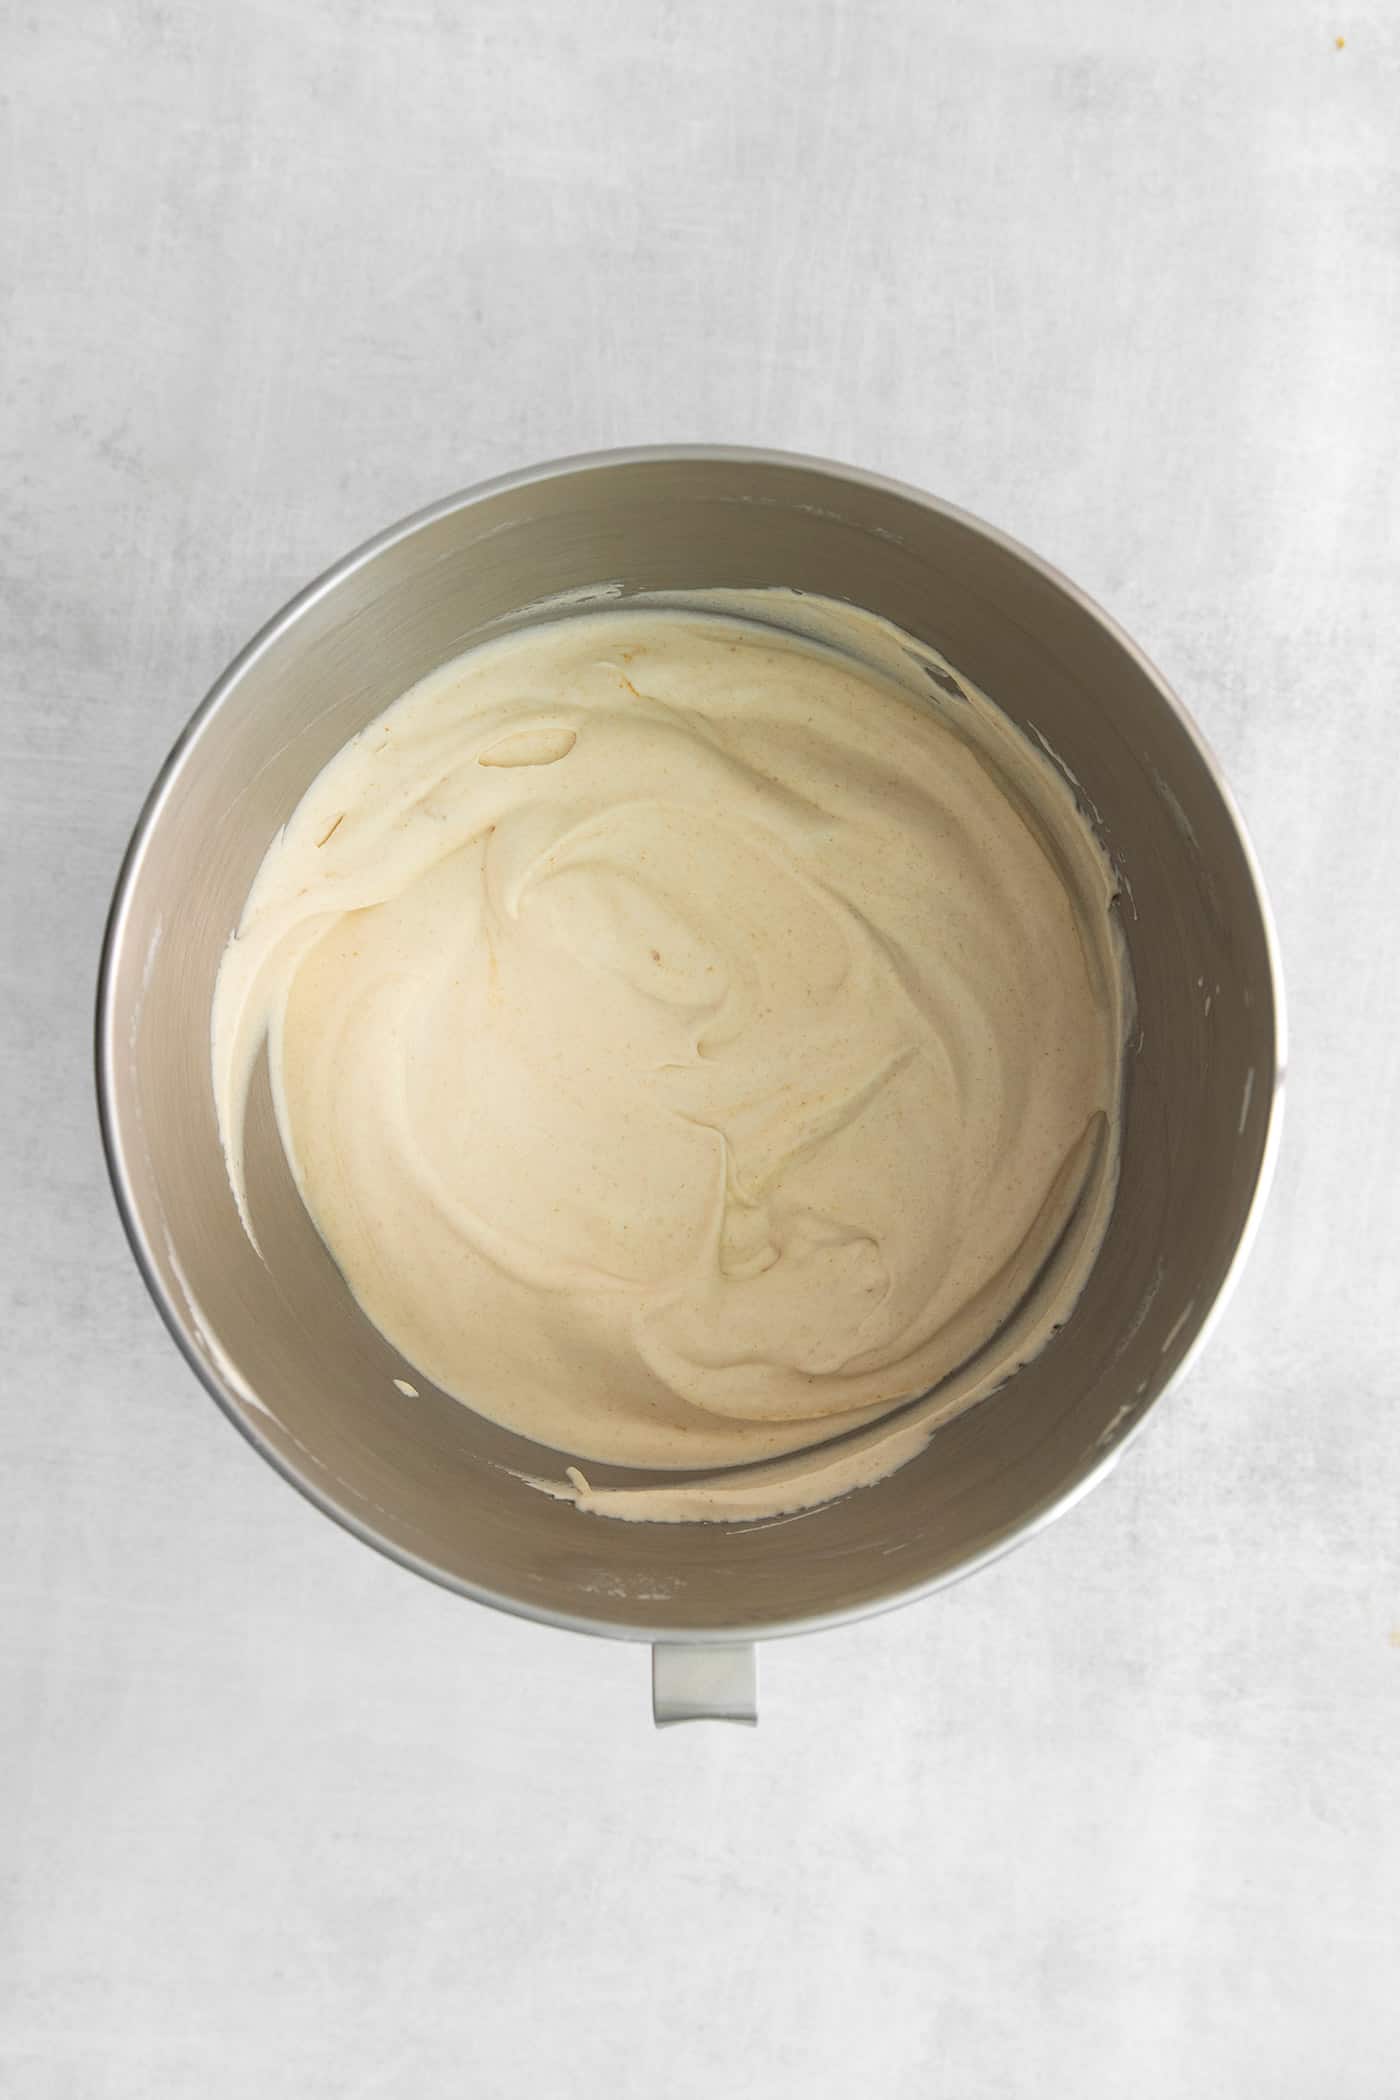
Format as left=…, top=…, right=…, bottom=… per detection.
left=3, top=3, right=1398, bottom=2094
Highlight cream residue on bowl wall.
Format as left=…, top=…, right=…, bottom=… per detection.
left=212, top=593, right=1132, bottom=1524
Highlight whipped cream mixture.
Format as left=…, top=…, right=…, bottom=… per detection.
left=213, top=597, right=1129, bottom=1522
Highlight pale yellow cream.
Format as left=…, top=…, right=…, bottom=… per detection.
left=213, top=597, right=1129, bottom=1522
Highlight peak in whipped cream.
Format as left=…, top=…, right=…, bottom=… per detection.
left=213, top=593, right=1131, bottom=1523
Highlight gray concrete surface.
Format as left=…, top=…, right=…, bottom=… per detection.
left=3, top=2, right=1397, bottom=2094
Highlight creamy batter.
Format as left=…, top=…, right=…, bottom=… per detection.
left=213, top=596, right=1129, bottom=1522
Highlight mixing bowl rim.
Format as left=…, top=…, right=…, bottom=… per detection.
left=94, top=444, right=1287, bottom=1646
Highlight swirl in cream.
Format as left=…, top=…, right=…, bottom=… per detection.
left=213, top=599, right=1128, bottom=1518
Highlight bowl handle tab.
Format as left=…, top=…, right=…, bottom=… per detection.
left=652, top=1642, right=757, bottom=1727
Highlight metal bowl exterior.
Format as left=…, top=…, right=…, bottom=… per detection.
left=96, top=448, right=1284, bottom=1645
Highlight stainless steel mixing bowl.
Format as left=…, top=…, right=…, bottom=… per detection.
left=96, top=448, right=1283, bottom=1722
